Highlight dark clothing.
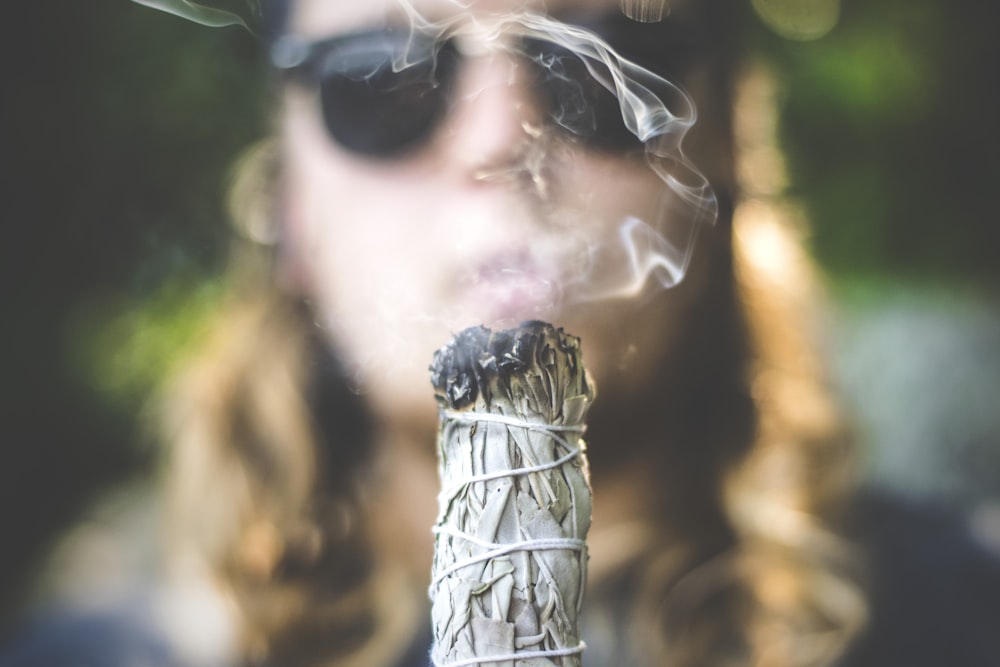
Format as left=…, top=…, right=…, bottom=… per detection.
left=840, top=491, right=1000, bottom=667
left=0, top=603, right=432, bottom=667
left=2, top=493, right=998, bottom=667
left=0, top=601, right=185, bottom=667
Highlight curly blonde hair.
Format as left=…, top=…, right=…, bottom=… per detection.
left=157, top=20, right=866, bottom=667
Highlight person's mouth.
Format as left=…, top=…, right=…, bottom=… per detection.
left=458, top=251, right=563, bottom=325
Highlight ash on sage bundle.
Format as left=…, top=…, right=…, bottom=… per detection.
left=428, top=322, right=595, bottom=667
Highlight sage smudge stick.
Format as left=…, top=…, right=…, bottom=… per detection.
left=428, top=322, right=595, bottom=667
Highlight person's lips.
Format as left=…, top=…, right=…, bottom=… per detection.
left=457, top=251, right=563, bottom=324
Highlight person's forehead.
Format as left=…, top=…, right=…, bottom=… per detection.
left=291, top=0, right=631, bottom=36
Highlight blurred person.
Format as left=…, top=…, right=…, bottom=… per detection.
left=150, top=1, right=866, bottom=666
left=7, top=0, right=996, bottom=666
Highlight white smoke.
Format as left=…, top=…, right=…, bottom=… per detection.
left=393, top=6, right=718, bottom=298
left=135, top=0, right=718, bottom=299
left=131, top=0, right=260, bottom=30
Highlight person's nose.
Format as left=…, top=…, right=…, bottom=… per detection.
left=439, top=48, right=546, bottom=183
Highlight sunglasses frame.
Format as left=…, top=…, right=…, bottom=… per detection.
left=270, top=12, right=707, bottom=159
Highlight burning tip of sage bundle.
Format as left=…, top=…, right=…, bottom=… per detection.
left=430, top=321, right=593, bottom=412
left=428, top=322, right=595, bottom=667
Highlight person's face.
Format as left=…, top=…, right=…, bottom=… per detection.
left=280, top=0, right=710, bottom=422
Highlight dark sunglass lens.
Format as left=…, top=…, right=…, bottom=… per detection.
left=572, top=11, right=702, bottom=83
left=523, top=38, right=643, bottom=153
left=317, top=34, right=458, bottom=157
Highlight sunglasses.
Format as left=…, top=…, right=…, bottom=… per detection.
left=271, top=13, right=704, bottom=159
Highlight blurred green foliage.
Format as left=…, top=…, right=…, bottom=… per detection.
left=70, top=277, right=226, bottom=413
left=3, top=1, right=267, bottom=624
left=763, top=0, right=1000, bottom=282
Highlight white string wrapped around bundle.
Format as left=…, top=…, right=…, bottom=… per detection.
left=428, top=323, right=596, bottom=667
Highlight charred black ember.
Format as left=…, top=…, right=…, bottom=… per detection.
left=429, top=321, right=587, bottom=411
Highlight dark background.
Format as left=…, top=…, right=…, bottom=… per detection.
left=3, top=0, right=998, bottom=631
